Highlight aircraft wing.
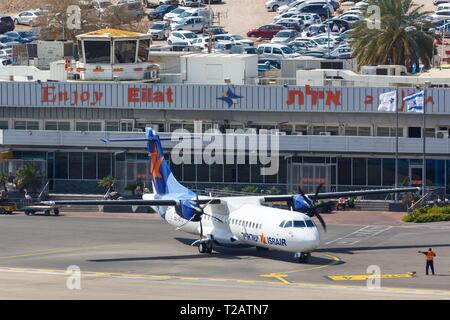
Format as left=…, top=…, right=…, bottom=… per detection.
left=41, top=199, right=222, bottom=206
left=263, top=187, right=420, bottom=203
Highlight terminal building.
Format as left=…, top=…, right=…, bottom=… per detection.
left=0, top=81, right=449, bottom=195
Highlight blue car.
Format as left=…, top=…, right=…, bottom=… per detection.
left=148, top=4, right=177, bottom=20
left=4, top=31, right=35, bottom=43
left=0, top=35, right=19, bottom=49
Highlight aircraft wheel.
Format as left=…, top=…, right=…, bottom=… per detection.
left=198, top=242, right=207, bottom=254
left=205, top=243, right=213, bottom=254
left=54, top=209, right=60, bottom=216
left=298, top=253, right=311, bottom=264
left=44, top=210, right=51, bottom=216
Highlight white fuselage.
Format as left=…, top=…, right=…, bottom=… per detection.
left=149, top=194, right=321, bottom=254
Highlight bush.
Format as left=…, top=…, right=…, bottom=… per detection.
left=403, top=205, right=450, bottom=223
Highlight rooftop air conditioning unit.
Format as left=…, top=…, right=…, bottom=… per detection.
left=319, top=132, right=332, bottom=136
left=259, top=129, right=269, bottom=135
left=436, top=130, right=449, bottom=139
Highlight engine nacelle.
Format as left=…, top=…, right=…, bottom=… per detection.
left=292, top=195, right=310, bottom=213
left=175, top=200, right=201, bottom=222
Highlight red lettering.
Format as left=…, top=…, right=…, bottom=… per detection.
left=153, top=91, right=164, bottom=103
left=80, top=91, right=90, bottom=102
left=325, top=91, right=341, bottom=107
left=92, top=92, right=103, bottom=106
left=287, top=90, right=304, bottom=106
left=364, top=95, right=373, bottom=105
left=128, top=88, right=139, bottom=103
left=166, top=88, right=173, bottom=104
left=71, top=91, right=78, bottom=106
left=58, top=91, right=69, bottom=102
left=42, top=86, right=56, bottom=103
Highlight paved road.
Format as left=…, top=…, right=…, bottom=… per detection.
left=0, top=212, right=449, bottom=299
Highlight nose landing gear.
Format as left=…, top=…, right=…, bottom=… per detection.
left=295, top=252, right=311, bottom=263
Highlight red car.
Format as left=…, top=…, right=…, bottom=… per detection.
left=247, top=24, right=285, bottom=39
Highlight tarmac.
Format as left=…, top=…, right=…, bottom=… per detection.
left=0, top=210, right=449, bottom=300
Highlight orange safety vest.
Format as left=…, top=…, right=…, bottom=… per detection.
left=426, top=251, right=435, bottom=261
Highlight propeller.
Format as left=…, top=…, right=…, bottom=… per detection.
left=175, top=195, right=222, bottom=239
left=298, top=184, right=327, bottom=232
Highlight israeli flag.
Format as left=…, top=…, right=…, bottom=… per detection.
left=378, top=91, right=397, bottom=112
left=404, top=91, right=424, bottom=113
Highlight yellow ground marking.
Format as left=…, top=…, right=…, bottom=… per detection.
left=273, top=252, right=342, bottom=275
left=0, top=243, right=150, bottom=261
left=260, top=273, right=291, bottom=284
left=328, top=272, right=416, bottom=281
left=0, top=266, right=449, bottom=297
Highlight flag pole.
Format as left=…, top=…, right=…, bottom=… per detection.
left=395, top=88, right=399, bottom=201
left=422, top=84, right=430, bottom=198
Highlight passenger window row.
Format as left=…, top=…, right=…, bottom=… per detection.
left=229, top=218, right=262, bottom=230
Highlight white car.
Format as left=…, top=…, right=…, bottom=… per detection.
left=213, top=34, right=254, bottom=46
left=167, top=30, right=197, bottom=45
left=266, top=0, right=294, bottom=12
left=14, top=10, right=43, bottom=26
left=164, top=6, right=189, bottom=22
left=257, top=43, right=301, bottom=59
left=147, top=21, right=171, bottom=40
left=170, top=16, right=208, bottom=32
left=191, top=37, right=210, bottom=50
left=170, top=7, right=210, bottom=24
left=271, top=29, right=300, bottom=44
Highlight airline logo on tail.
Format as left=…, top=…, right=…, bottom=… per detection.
left=146, top=128, right=194, bottom=198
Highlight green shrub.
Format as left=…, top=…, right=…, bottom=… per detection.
left=241, top=185, right=259, bottom=194
left=403, top=205, right=450, bottom=223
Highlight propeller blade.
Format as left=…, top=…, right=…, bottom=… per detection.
left=298, top=186, right=313, bottom=206
left=175, top=213, right=197, bottom=231
left=315, top=211, right=327, bottom=232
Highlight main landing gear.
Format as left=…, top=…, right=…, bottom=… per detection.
left=295, top=252, right=311, bottom=264
left=198, top=242, right=213, bottom=254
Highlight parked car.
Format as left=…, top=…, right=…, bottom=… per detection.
left=0, top=58, right=12, bottom=66
left=170, top=16, right=208, bottom=32
left=275, top=19, right=304, bottom=32
left=213, top=34, right=254, bottom=46
left=171, top=7, right=210, bottom=24
left=5, top=31, right=36, bottom=43
left=330, top=46, right=353, bottom=59
left=0, top=16, right=15, bottom=34
left=0, top=35, right=19, bottom=49
left=167, top=30, right=197, bottom=45
left=148, top=21, right=171, bottom=40
left=164, top=6, right=190, bottom=22
left=148, top=4, right=177, bottom=20
left=266, top=0, right=294, bottom=12
left=257, top=43, right=301, bottom=59
left=13, top=10, right=43, bottom=26
left=180, top=0, right=203, bottom=7
left=247, top=24, right=285, bottom=39
left=0, top=48, right=12, bottom=59
left=271, top=29, right=299, bottom=44
left=191, top=36, right=210, bottom=50
left=204, top=41, right=249, bottom=54
left=202, top=26, right=228, bottom=36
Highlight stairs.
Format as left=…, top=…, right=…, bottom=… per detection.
left=355, top=200, right=407, bottom=212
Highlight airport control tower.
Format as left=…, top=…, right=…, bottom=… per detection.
left=73, top=28, right=158, bottom=81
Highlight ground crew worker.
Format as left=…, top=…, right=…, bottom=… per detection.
left=418, top=248, right=436, bottom=275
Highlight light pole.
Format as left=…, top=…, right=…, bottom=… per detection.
left=207, top=0, right=213, bottom=54
left=323, top=0, right=331, bottom=57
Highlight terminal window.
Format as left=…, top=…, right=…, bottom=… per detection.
left=14, top=121, right=38, bottom=130
left=0, top=121, right=8, bottom=129
left=84, top=40, right=111, bottom=64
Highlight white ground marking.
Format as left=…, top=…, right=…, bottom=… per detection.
left=325, top=225, right=393, bottom=246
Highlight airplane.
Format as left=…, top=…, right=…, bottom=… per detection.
left=43, top=128, right=420, bottom=263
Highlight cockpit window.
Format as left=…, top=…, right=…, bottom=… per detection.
left=293, top=220, right=306, bottom=228
left=305, top=220, right=315, bottom=228
left=284, top=220, right=293, bottom=228
left=279, top=220, right=285, bottom=227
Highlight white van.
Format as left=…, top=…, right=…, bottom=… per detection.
left=257, top=43, right=301, bottom=59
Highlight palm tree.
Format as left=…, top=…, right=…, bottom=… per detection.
left=15, top=164, right=41, bottom=194
left=0, top=172, right=8, bottom=192
left=351, top=0, right=434, bottom=69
